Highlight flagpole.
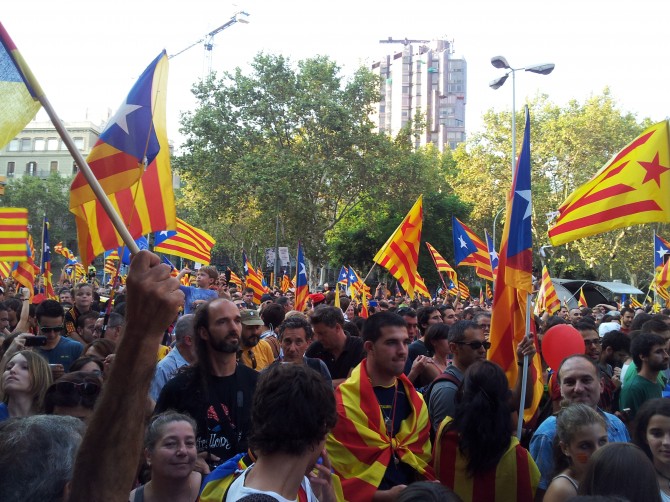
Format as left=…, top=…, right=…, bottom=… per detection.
left=361, top=262, right=378, bottom=286
left=13, top=49, right=140, bottom=257
left=517, top=292, right=532, bottom=438
left=39, top=214, right=46, bottom=274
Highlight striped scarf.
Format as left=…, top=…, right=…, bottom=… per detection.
left=326, top=359, right=434, bottom=501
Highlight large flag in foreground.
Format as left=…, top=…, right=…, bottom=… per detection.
left=489, top=107, right=543, bottom=421
left=548, top=120, right=670, bottom=246
left=0, top=208, right=28, bottom=262
left=154, top=218, right=215, bottom=264
left=0, top=23, right=42, bottom=149
left=70, top=51, right=176, bottom=264
left=452, top=217, right=494, bottom=281
left=373, top=196, right=423, bottom=297
left=295, top=242, right=309, bottom=312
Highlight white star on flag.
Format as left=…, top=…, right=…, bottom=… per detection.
left=458, top=235, right=468, bottom=248
left=106, top=99, right=142, bottom=134
left=657, top=246, right=668, bottom=259
left=515, top=189, right=532, bottom=219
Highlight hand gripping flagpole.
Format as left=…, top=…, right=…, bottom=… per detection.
left=6, top=26, right=140, bottom=257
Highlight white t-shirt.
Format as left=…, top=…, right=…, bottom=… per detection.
left=226, top=466, right=318, bottom=502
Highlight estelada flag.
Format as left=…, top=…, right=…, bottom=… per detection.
left=548, top=121, right=670, bottom=246
left=373, top=196, right=423, bottom=297
left=452, top=216, right=494, bottom=281
left=70, top=51, right=176, bottom=264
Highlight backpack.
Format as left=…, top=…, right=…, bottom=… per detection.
left=422, top=369, right=462, bottom=405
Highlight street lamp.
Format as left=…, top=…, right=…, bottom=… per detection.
left=489, top=56, right=555, bottom=176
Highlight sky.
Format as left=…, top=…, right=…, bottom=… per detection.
left=4, top=0, right=669, bottom=150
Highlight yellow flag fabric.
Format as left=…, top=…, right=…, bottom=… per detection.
left=548, top=121, right=670, bottom=246
left=373, top=196, right=423, bottom=297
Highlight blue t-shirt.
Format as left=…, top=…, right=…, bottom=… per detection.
left=179, top=286, right=217, bottom=314
left=36, top=336, right=83, bottom=372
left=530, top=409, right=630, bottom=490
left=0, top=402, right=9, bottom=422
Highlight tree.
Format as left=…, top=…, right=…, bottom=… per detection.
left=0, top=174, right=77, bottom=269
left=451, top=90, right=661, bottom=285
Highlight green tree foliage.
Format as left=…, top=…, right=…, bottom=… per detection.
left=451, top=89, right=664, bottom=286
left=175, top=53, right=469, bottom=284
left=0, top=173, right=77, bottom=268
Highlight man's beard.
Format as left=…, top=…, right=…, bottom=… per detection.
left=210, top=337, right=239, bottom=354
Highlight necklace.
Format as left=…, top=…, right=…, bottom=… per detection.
left=377, top=380, right=400, bottom=466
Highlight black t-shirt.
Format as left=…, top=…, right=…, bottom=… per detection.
left=374, top=383, right=415, bottom=489
left=305, top=334, right=365, bottom=380
left=154, top=364, right=258, bottom=464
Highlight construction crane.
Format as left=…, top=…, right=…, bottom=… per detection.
left=169, top=10, right=250, bottom=74
left=379, top=37, right=430, bottom=46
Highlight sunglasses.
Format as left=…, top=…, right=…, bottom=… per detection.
left=454, top=340, right=491, bottom=350
left=51, top=380, right=100, bottom=397
left=40, top=325, right=64, bottom=334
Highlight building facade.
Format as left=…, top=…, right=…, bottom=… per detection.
left=0, top=120, right=101, bottom=180
left=371, top=39, right=467, bottom=151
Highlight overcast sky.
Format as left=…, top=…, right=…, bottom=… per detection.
left=5, top=0, right=669, bottom=148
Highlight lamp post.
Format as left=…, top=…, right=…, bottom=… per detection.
left=489, top=56, right=554, bottom=176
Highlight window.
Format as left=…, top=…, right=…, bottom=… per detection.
left=21, top=138, right=31, bottom=151
left=47, top=138, right=59, bottom=151
left=74, top=137, right=84, bottom=150
left=7, top=162, right=15, bottom=177
left=34, top=138, right=45, bottom=151
left=50, top=161, right=58, bottom=173
left=72, top=161, right=79, bottom=175
left=8, top=139, right=19, bottom=151
left=26, top=162, right=37, bottom=176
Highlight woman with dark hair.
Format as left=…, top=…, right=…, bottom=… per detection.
left=423, top=323, right=450, bottom=374
left=578, top=442, right=661, bottom=501
left=84, top=338, right=116, bottom=360
left=432, top=360, right=539, bottom=501
left=633, top=398, right=670, bottom=501
left=544, top=404, right=608, bottom=501
left=129, top=411, right=201, bottom=502
left=0, top=350, right=52, bottom=420
left=44, top=371, right=103, bottom=423
left=69, top=356, right=104, bottom=374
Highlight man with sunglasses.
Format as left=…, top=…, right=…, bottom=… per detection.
left=427, top=319, right=535, bottom=429
left=34, top=299, right=83, bottom=373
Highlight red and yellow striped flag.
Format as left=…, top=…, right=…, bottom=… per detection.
left=153, top=218, right=215, bottom=265
left=12, top=235, right=38, bottom=298
left=0, top=208, right=28, bottom=262
left=534, top=265, right=561, bottom=316
left=425, top=242, right=457, bottom=283
left=458, top=281, right=470, bottom=300
left=630, top=297, right=642, bottom=308
left=227, top=267, right=243, bottom=288
left=414, top=273, right=430, bottom=299
left=373, top=196, right=423, bottom=297
left=578, top=288, right=588, bottom=308
left=548, top=121, right=670, bottom=246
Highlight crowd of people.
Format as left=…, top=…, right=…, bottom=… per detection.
left=0, top=256, right=669, bottom=501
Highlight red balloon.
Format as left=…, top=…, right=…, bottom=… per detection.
left=541, top=324, right=585, bottom=371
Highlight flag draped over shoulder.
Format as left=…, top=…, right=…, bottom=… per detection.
left=534, top=265, right=561, bottom=316
left=425, top=242, right=457, bottom=283
left=294, top=242, right=309, bottom=312
left=326, top=359, right=434, bottom=501
left=548, top=120, right=670, bottom=246
left=489, top=107, right=543, bottom=421
left=452, top=217, right=494, bottom=281
left=373, top=196, right=423, bottom=297
left=70, top=51, right=176, bottom=265
left=0, top=208, right=28, bottom=262
left=0, top=23, right=42, bottom=149
left=153, top=218, right=215, bottom=264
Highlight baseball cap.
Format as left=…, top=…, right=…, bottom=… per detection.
left=240, top=309, right=264, bottom=326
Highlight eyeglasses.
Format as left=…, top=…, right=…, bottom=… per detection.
left=40, top=325, right=64, bottom=334
left=584, top=339, right=602, bottom=346
left=454, top=340, right=491, bottom=350
left=51, top=380, right=101, bottom=397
